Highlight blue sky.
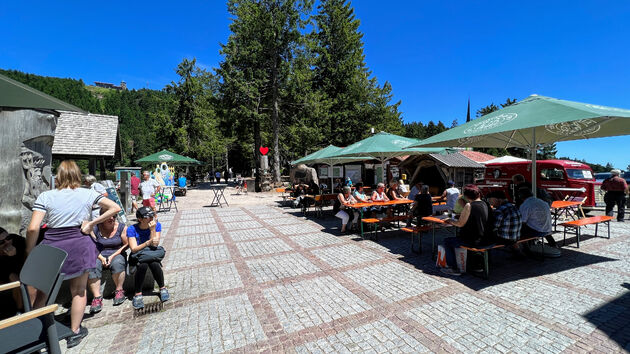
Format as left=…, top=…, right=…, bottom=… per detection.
left=2, top=1, right=629, bottom=169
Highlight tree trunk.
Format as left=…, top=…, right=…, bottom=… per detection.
left=271, top=54, right=281, bottom=184
left=254, top=117, right=262, bottom=192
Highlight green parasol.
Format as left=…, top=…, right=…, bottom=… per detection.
left=407, top=94, right=630, bottom=192
left=135, top=149, right=202, bottom=165
left=291, top=145, right=370, bottom=192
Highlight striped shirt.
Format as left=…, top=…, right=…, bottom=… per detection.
left=493, top=201, right=522, bottom=241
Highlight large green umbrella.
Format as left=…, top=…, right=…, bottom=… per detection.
left=291, top=145, right=370, bottom=192
left=135, top=149, right=202, bottom=165
left=335, top=131, right=452, bottom=184
left=407, top=94, right=630, bottom=192
left=0, top=73, right=84, bottom=112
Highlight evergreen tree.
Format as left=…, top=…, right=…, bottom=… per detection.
left=217, top=0, right=313, bottom=189
left=313, top=0, right=401, bottom=146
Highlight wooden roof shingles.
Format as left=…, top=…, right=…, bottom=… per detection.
left=52, top=111, right=118, bottom=158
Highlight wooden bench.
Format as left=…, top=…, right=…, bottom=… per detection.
left=360, top=215, right=410, bottom=240
left=313, top=194, right=338, bottom=217
left=459, top=236, right=544, bottom=279
left=401, top=225, right=433, bottom=254
left=559, top=215, right=613, bottom=248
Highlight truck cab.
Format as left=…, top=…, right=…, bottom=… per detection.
left=477, top=160, right=597, bottom=212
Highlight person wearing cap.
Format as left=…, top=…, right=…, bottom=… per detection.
left=127, top=207, right=169, bottom=309
left=487, top=190, right=524, bottom=256
left=434, top=180, right=460, bottom=214
left=601, top=169, right=628, bottom=222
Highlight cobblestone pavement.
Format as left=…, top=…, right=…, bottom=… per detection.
left=65, top=201, right=630, bottom=353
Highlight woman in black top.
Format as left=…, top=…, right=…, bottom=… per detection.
left=441, top=185, right=491, bottom=275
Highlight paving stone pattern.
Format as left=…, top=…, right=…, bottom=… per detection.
left=288, top=232, right=343, bottom=248
left=295, top=319, right=430, bottom=353
left=172, top=233, right=224, bottom=248
left=75, top=205, right=630, bottom=353
left=228, top=228, right=275, bottom=242
left=311, top=244, right=382, bottom=268
left=344, top=262, right=446, bottom=303
left=235, top=238, right=293, bottom=258
left=165, top=244, right=231, bottom=270
left=166, top=263, right=243, bottom=300
left=136, top=294, right=266, bottom=353
left=246, top=253, right=320, bottom=283
left=405, top=293, right=575, bottom=352
left=263, top=276, right=372, bottom=333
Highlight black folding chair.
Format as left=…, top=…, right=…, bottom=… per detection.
left=0, top=244, right=73, bottom=354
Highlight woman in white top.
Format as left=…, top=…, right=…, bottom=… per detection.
left=335, top=187, right=359, bottom=233
left=26, top=160, right=120, bottom=348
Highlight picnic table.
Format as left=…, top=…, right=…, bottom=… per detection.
left=209, top=184, right=229, bottom=208
left=551, top=200, right=583, bottom=230
left=349, top=199, right=414, bottom=238
left=421, top=215, right=455, bottom=259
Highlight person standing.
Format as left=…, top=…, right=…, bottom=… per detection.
left=84, top=175, right=108, bottom=220
left=26, top=160, right=121, bottom=348
left=130, top=173, right=141, bottom=212
left=601, top=169, right=628, bottom=222
left=140, top=171, right=160, bottom=213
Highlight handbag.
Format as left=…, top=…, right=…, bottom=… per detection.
left=435, top=245, right=447, bottom=268
left=129, top=246, right=166, bottom=265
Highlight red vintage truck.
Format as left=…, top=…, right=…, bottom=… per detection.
left=477, top=159, right=597, bottom=213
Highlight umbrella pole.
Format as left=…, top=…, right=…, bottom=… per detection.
left=531, top=128, right=537, bottom=196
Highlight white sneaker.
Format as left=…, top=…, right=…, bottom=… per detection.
left=440, top=267, right=461, bottom=276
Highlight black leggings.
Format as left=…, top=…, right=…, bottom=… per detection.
left=135, top=261, right=165, bottom=293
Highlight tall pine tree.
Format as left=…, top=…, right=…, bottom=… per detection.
left=313, top=0, right=401, bottom=146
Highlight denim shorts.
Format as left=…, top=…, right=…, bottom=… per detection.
left=88, top=254, right=127, bottom=279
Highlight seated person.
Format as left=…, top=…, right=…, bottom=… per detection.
left=387, top=181, right=403, bottom=200
left=487, top=191, right=525, bottom=256
left=292, top=181, right=308, bottom=207
left=371, top=183, right=390, bottom=216
left=518, top=187, right=556, bottom=247
left=334, top=187, right=359, bottom=233
left=434, top=181, right=460, bottom=214
left=397, top=179, right=408, bottom=196
left=0, top=227, right=26, bottom=319
left=453, top=195, right=469, bottom=216
left=408, top=185, right=433, bottom=226
left=344, top=177, right=353, bottom=188
left=127, top=207, right=169, bottom=309
left=408, top=181, right=423, bottom=201
left=441, top=185, right=492, bottom=275
left=512, top=174, right=553, bottom=206
left=87, top=205, right=128, bottom=313
left=353, top=183, right=371, bottom=203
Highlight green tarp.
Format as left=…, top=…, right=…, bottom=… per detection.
left=0, top=73, right=84, bottom=112
left=135, top=149, right=202, bottom=165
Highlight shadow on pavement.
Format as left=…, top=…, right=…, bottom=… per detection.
left=583, top=283, right=630, bottom=350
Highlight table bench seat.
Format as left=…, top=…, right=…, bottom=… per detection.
left=459, top=236, right=544, bottom=279
left=401, top=225, right=433, bottom=254
left=559, top=215, right=613, bottom=248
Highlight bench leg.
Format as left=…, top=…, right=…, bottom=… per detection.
left=563, top=227, right=567, bottom=246
left=608, top=221, right=610, bottom=239
left=483, top=251, right=489, bottom=280
left=576, top=227, right=580, bottom=248
left=595, top=222, right=599, bottom=238
left=411, top=231, right=421, bottom=254
left=431, top=225, right=436, bottom=260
